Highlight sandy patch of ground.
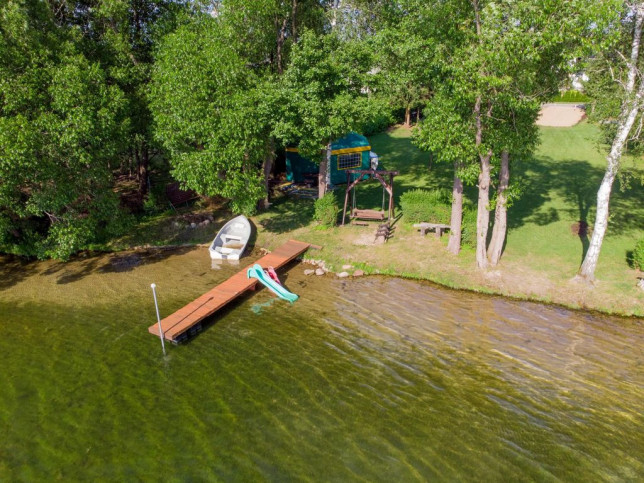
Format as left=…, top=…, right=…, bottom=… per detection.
left=537, top=103, right=587, bottom=127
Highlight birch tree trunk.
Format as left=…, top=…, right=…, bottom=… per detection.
left=447, top=161, right=463, bottom=255
left=488, top=150, right=509, bottom=266
left=579, top=4, right=644, bottom=281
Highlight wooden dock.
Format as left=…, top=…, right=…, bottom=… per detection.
left=148, top=239, right=312, bottom=342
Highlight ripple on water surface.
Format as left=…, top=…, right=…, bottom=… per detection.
left=0, top=250, right=642, bottom=481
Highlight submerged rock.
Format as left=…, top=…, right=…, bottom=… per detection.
left=304, top=269, right=315, bottom=276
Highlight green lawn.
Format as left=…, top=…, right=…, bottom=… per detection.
left=254, top=122, right=644, bottom=315
left=113, top=121, right=644, bottom=315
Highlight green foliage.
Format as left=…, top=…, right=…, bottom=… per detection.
left=314, top=192, right=339, bottom=228
left=400, top=189, right=451, bottom=224
left=0, top=0, right=129, bottom=259
left=552, top=90, right=591, bottom=103
left=272, top=31, right=382, bottom=161
left=149, top=18, right=268, bottom=215
left=633, top=238, right=644, bottom=271
left=359, top=97, right=395, bottom=135
left=460, top=208, right=477, bottom=248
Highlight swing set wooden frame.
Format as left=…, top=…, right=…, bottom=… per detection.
left=341, top=169, right=399, bottom=226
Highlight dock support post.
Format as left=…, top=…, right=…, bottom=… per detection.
left=151, top=283, right=166, bottom=356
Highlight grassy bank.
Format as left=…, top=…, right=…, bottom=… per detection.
left=111, top=122, right=644, bottom=316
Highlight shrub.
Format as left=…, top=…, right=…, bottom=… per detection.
left=633, top=238, right=644, bottom=270
left=552, top=89, right=591, bottom=103
left=314, top=192, right=338, bottom=228
left=460, top=208, right=478, bottom=248
left=400, top=189, right=451, bottom=224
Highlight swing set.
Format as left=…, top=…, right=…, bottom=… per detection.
left=341, top=169, right=399, bottom=226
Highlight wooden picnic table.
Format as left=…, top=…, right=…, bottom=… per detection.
left=413, top=222, right=451, bottom=238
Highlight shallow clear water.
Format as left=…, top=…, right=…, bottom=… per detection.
left=0, top=248, right=642, bottom=481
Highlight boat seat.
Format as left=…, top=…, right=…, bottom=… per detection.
left=222, top=234, right=242, bottom=243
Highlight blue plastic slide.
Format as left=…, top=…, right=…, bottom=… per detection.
left=247, top=264, right=299, bottom=303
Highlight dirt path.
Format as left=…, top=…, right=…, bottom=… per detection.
left=537, top=103, right=587, bottom=127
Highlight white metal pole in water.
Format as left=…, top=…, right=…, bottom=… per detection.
left=150, top=283, right=166, bottom=356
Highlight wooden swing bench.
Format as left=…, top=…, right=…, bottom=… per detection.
left=352, top=209, right=385, bottom=221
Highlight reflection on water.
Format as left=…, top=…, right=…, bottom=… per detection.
left=0, top=249, right=642, bottom=481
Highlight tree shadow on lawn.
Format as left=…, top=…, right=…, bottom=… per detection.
left=258, top=196, right=315, bottom=234
left=511, top=157, right=644, bottom=236
left=510, top=157, right=644, bottom=264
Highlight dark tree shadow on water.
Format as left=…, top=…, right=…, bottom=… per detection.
left=0, top=255, right=39, bottom=291
left=53, top=246, right=195, bottom=285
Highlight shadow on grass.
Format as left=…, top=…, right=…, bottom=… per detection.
left=511, top=158, right=644, bottom=237
left=259, top=196, right=315, bottom=234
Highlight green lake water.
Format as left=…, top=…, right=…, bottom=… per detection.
left=0, top=247, right=643, bottom=481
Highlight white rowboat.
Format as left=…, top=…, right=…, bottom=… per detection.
left=209, top=215, right=251, bottom=260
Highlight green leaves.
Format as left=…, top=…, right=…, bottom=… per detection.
left=150, top=18, right=269, bottom=215
left=0, top=0, right=128, bottom=259
left=273, top=31, right=380, bottom=161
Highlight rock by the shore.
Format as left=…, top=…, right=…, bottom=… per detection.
left=638, top=279, right=644, bottom=292
left=337, top=271, right=350, bottom=278
left=342, top=264, right=353, bottom=270
left=304, top=269, right=315, bottom=276
left=190, top=222, right=197, bottom=229
left=353, top=269, right=365, bottom=277
left=315, top=268, right=325, bottom=276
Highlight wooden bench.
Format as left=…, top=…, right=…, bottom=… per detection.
left=413, top=222, right=451, bottom=238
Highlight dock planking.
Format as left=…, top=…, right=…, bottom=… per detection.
left=148, top=239, right=312, bottom=342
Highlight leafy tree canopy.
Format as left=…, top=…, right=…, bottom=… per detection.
left=149, top=17, right=269, bottom=214
left=0, top=0, right=129, bottom=259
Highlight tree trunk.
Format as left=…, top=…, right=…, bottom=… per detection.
left=579, top=4, right=644, bottom=282
left=318, top=143, right=331, bottom=199
left=330, top=0, right=341, bottom=30
left=276, top=15, right=288, bottom=74
left=292, top=0, right=298, bottom=40
left=447, top=161, right=463, bottom=255
left=137, top=143, right=149, bottom=197
left=261, top=138, right=276, bottom=209
left=476, top=151, right=491, bottom=269
left=473, top=95, right=491, bottom=269
left=404, top=106, right=411, bottom=127
left=579, top=97, right=642, bottom=280
left=488, top=150, right=509, bottom=266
